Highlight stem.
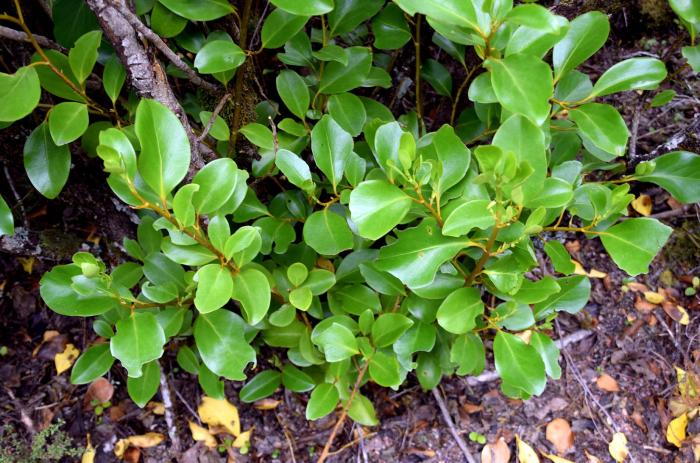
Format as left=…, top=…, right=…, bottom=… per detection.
left=450, top=65, right=479, bottom=125
left=465, top=221, right=499, bottom=286
left=317, top=362, right=369, bottom=463
left=414, top=15, right=423, bottom=126
left=229, top=0, right=253, bottom=152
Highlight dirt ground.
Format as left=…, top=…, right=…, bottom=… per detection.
left=1, top=1, right=699, bottom=462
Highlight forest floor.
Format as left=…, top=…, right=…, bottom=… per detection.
left=1, top=1, right=699, bottom=462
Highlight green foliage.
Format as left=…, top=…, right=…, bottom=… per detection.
left=1, top=0, right=699, bottom=429
left=0, top=420, right=83, bottom=463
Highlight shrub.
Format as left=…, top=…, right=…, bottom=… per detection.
left=1, top=0, right=699, bottom=430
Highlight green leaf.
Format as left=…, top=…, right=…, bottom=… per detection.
left=372, top=4, right=412, bottom=50
left=327, top=93, right=367, bottom=137
left=199, top=111, right=229, bottom=142
left=669, top=0, right=700, bottom=24
left=194, top=40, right=246, bottom=74
left=150, top=2, right=187, bottom=38
left=442, top=199, right=495, bottom=237
left=176, top=346, right=200, bottom=374
left=0, top=66, right=41, bottom=122
left=41, top=264, right=116, bottom=316
left=231, top=268, right=271, bottom=325
left=24, top=122, right=71, bottom=199
left=261, top=9, right=309, bottom=49
left=569, top=103, right=628, bottom=159
left=276, top=70, right=309, bottom=119
left=349, top=180, right=412, bottom=240
left=436, top=287, right=484, bottom=334
left=422, top=59, right=452, bottom=97
left=135, top=99, right=190, bottom=200
left=599, top=218, right=672, bottom=276
left=494, top=301, right=534, bottom=330
left=239, top=123, right=274, bottom=150
left=33, top=50, right=85, bottom=102
left=313, top=45, right=349, bottom=65
left=534, top=275, right=590, bottom=318
left=306, top=383, right=339, bottom=420
left=553, top=11, right=610, bottom=81
left=270, top=0, right=333, bottom=15
left=240, top=370, right=282, bottom=403
left=68, top=30, right=102, bottom=84
left=393, top=0, right=482, bottom=31
left=487, top=53, right=553, bottom=125
left=316, top=322, right=359, bottom=362
left=468, top=72, right=498, bottom=104
left=530, top=332, right=561, bottom=380
left=544, top=241, right=575, bottom=274
left=513, top=276, right=561, bottom=304
left=158, top=0, right=235, bottom=20
left=103, top=56, right=126, bottom=104
left=194, top=310, right=256, bottom=380
left=192, top=158, right=239, bottom=214
left=312, top=115, right=353, bottom=191
left=289, top=286, right=313, bottom=310
left=303, top=209, right=354, bottom=255
left=282, top=364, right=316, bottom=392
left=0, top=194, right=13, bottom=236
left=493, top=331, right=546, bottom=397
left=127, top=360, right=160, bottom=407
left=318, top=47, right=372, bottom=94
left=376, top=219, right=471, bottom=288
left=428, top=124, right=471, bottom=194
left=52, top=0, right=100, bottom=48
left=451, top=333, right=485, bottom=376
left=275, top=149, right=314, bottom=192
left=636, top=151, right=700, bottom=204
left=111, top=311, right=166, bottom=378
left=347, top=393, right=379, bottom=426
left=506, top=4, right=560, bottom=32
left=371, top=313, right=414, bottom=347
left=524, top=177, right=573, bottom=209
left=48, top=102, right=89, bottom=146
left=369, top=351, right=401, bottom=387
left=194, top=264, right=233, bottom=314
left=682, top=45, right=700, bottom=72
left=329, top=285, right=381, bottom=315
left=650, top=89, right=676, bottom=107
left=328, top=0, right=384, bottom=36
left=70, top=343, right=114, bottom=384
left=591, top=58, right=667, bottom=97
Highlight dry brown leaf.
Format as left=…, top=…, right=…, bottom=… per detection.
left=481, top=437, right=511, bottom=463
left=596, top=374, right=620, bottom=392
left=644, top=291, right=665, bottom=304
left=546, top=418, right=574, bottom=454
left=608, top=432, right=629, bottom=462
left=631, top=195, right=652, bottom=216
left=147, top=402, right=165, bottom=415
left=462, top=402, right=484, bottom=414
left=634, top=295, right=657, bottom=314
left=84, top=377, right=114, bottom=408
left=55, top=343, right=80, bottom=374
left=254, top=398, right=281, bottom=410
left=198, top=396, right=240, bottom=436
left=516, top=436, right=540, bottom=463
left=189, top=421, right=217, bottom=448
left=666, top=413, right=688, bottom=448
left=626, top=282, right=649, bottom=293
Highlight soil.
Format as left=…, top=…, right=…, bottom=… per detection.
left=1, top=1, right=699, bottom=462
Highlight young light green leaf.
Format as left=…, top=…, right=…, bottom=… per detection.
left=231, top=267, right=271, bottom=325
left=591, top=58, right=667, bottom=97
left=311, top=115, right=353, bottom=191
left=0, top=66, right=41, bottom=122
left=135, top=99, right=190, bottom=200
left=436, top=287, right=484, bottom=334
left=24, top=122, right=71, bottom=199
left=599, top=218, right=672, bottom=276
left=68, top=30, right=101, bottom=84
left=524, top=177, right=573, bottom=209
left=347, top=392, right=379, bottom=425
left=111, top=311, right=166, bottom=378
left=442, top=199, right=495, bottom=237
left=192, top=158, right=239, bottom=214
left=199, top=111, right=229, bottom=141
left=669, top=0, right=700, bottom=24
left=306, top=383, right=339, bottom=420
left=194, top=310, right=256, bottom=380
left=429, top=124, right=471, bottom=194
left=103, top=55, right=126, bottom=104
left=569, top=103, right=628, bottom=159
left=303, top=209, right=354, bottom=255
left=544, top=241, right=575, bottom=274
left=371, top=313, right=414, bottom=348
left=349, top=180, right=412, bottom=240
left=506, top=4, right=560, bottom=32
left=275, top=149, right=314, bottom=192
left=369, top=351, right=401, bottom=387
left=194, top=264, right=233, bottom=313
left=530, top=332, right=561, bottom=380
left=316, top=322, right=359, bottom=362
left=48, top=102, right=89, bottom=146
left=553, top=11, right=610, bottom=80
left=393, top=0, right=482, bottom=31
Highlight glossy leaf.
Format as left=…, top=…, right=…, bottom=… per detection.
left=127, top=360, right=160, bottom=407
left=553, top=11, right=610, bottom=80
left=436, top=287, right=484, bottom=334
left=111, top=312, right=166, bottom=378
left=0, top=66, right=41, bottom=122
left=312, top=115, right=353, bottom=191
left=68, top=30, right=101, bottom=84
left=194, top=40, right=246, bottom=74
left=24, top=122, right=71, bottom=199
left=158, top=0, right=235, bottom=20
left=70, top=343, right=114, bottom=384
left=316, top=323, right=359, bottom=362
left=276, top=70, right=309, bottom=119
left=194, top=264, right=233, bottom=313
left=192, top=158, right=238, bottom=214
left=349, top=180, right=412, bottom=240
left=569, top=103, right=628, bottom=159
left=371, top=313, right=414, bottom=347
left=442, top=200, right=495, bottom=237
left=194, top=310, right=256, bottom=380
left=0, top=195, right=13, bottom=237
left=231, top=268, right=271, bottom=325
left=494, top=331, right=546, bottom=397
left=306, top=383, right=339, bottom=420
left=261, top=9, right=309, bottom=49
left=240, top=370, right=282, bottom=403
left=303, top=209, right=354, bottom=255
left=600, top=218, right=672, bottom=276
left=591, top=58, right=667, bottom=97
left=49, top=102, right=89, bottom=146
left=318, top=47, right=372, bottom=94
left=270, top=0, right=333, bottom=16
left=636, top=151, right=700, bottom=204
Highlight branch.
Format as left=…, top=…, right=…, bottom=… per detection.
left=114, top=3, right=220, bottom=94
left=0, top=25, right=66, bottom=52
left=198, top=93, right=231, bottom=142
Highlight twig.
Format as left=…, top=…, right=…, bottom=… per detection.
left=3, top=164, right=27, bottom=229
left=628, top=97, right=643, bottom=161
left=229, top=0, right=253, bottom=150
left=465, top=329, right=592, bottom=385
left=275, top=413, right=298, bottom=463
left=432, top=387, right=477, bottom=463
left=114, top=3, right=219, bottom=93
left=197, top=93, right=231, bottom=142
left=159, top=364, right=182, bottom=458
left=317, top=362, right=369, bottom=463
left=0, top=25, right=66, bottom=52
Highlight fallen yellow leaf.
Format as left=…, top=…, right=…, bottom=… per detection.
left=516, top=436, right=540, bottom=463
left=254, top=398, right=281, bottom=410
left=677, top=305, right=690, bottom=325
left=543, top=454, right=575, bottom=463
left=608, top=432, right=629, bottom=462
left=18, top=256, right=34, bottom=274
left=55, top=343, right=80, bottom=374
left=644, top=291, right=665, bottom=304
left=81, top=434, right=95, bottom=463
left=198, top=396, right=240, bottom=436
left=666, top=413, right=688, bottom=447
left=676, top=367, right=699, bottom=398
left=545, top=418, right=574, bottom=454
left=588, top=268, right=607, bottom=278
left=596, top=373, right=620, bottom=392
left=631, top=194, right=652, bottom=216
left=232, top=428, right=253, bottom=448
left=573, top=260, right=587, bottom=276
left=148, top=402, right=165, bottom=415
left=114, top=433, right=165, bottom=459
left=189, top=421, right=217, bottom=448
left=584, top=450, right=603, bottom=463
